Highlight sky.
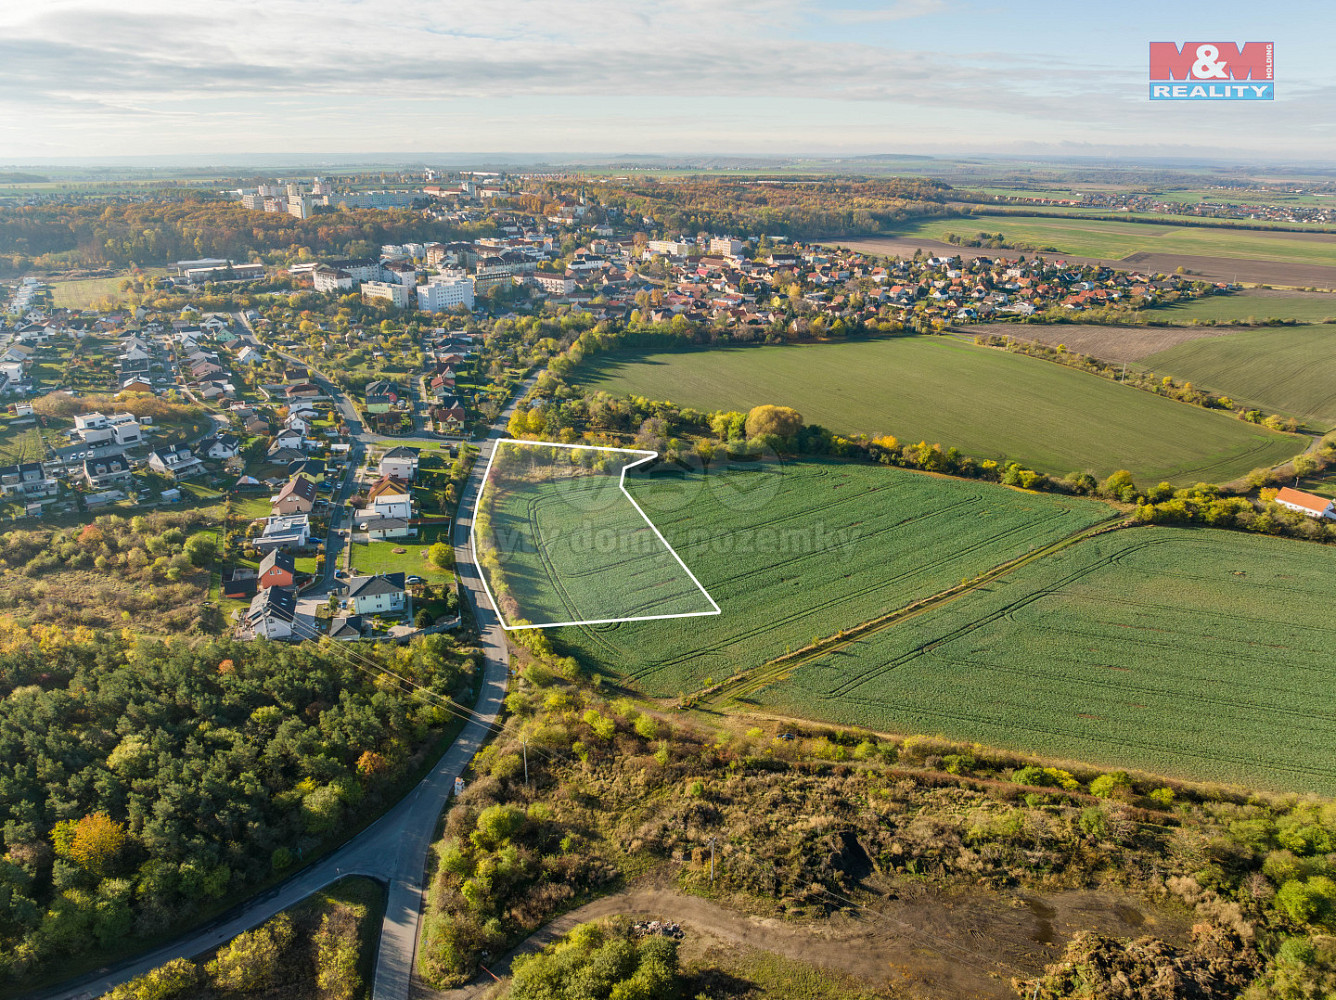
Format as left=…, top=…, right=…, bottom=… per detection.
left=0, top=0, right=1333, bottom=163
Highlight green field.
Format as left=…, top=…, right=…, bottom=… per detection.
left=550, top=460, right=1113, bottom=695
left=479, top=444, right=715, bottom=626
left=350, top=522, right=454, bottom=584
left=47, top=269, right=166, bottom=309
left=1146, top=291, right=1336, bottom=324
left=889, top=215, right=1336, bottom=266
left=750, top=527, right=1336, bottom=795
left=1144, top=324, right=1336, bottom=429
left=576, top=339, right=1300, bottom=483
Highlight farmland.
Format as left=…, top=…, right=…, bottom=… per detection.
left=886, top=214, right=1336, bottom=268
left=478, top=443, right=716, bottom=626
left=1145, top=289, right=1336, bottom=324
left=1143, top=324, right=1336, bottom=429
left=575, top=338, right=1301, bottom=483
left=745, top=527, right=1336, bottom=795
left=551, top=459, right=1113, bottom=695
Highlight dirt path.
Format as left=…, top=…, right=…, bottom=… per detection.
left=416, top=878, right=1187, bottom=1000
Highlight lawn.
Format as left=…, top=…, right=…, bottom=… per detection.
left=575, top=338, right=1301, bottom=483
left=477, top=442, right=717, bottom=627
left=750, top=527, right=1336, bottom=795
left=1145, top=290, right=1336, bottom=324
left=1143, top=324, right=1336, bottom=429
left=888, top=215, right=1336, bottom=267
left=47, top=269, right=167, bottom=309
left=350, top=522, right=453, bottom=584
left=551, top=459, right=1113, bottom=696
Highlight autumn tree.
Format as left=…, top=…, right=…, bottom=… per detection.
left=744, top=404, right=803, bottom=442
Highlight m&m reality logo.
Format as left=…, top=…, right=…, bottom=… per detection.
left=1149, top=42, right=1273, bottom=101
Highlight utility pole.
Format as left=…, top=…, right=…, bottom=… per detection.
left=521, top=738, right=529, bottom=788
left=708, top=836, right=716, bottom=885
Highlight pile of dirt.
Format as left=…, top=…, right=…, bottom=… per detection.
left=1025, top=924, right=1259, bottom=1000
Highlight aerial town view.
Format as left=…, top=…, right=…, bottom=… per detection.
left=0, top=2, right=1334, bottom=999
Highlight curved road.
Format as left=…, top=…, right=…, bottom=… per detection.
left=36, top=368, right=536, bottom=1000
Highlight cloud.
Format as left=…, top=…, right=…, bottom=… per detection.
left=0, top=0, right=1331, bottom=157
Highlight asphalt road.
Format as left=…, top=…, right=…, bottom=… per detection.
left=35, top=363, right=536, bottom=1000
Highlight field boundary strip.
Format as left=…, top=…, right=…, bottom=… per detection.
left=473, top=438, right=722, bottom=630
left=693, top=514, right=1130, bottom=708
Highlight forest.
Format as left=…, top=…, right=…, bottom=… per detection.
left=0, top=194, right=493, bottom=274
left=496, top=176, right=952, bottom=240
left=0, top=625, right=476, bottom=985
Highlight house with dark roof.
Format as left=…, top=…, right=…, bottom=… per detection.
left=341, top=573, right=406, bottom=616
left=246, top=586, right=297, bottom=640
left=200, top=433, right=240, bottom=459
left=258, top=549, right=296, bottom=589
left=328, top=614, right=364, bottom=640
left=147, top=444, right=204, bottom=479
left=82, top=455, right=132, bottom=489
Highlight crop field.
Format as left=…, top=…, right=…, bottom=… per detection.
left=749, top=527, right=1336, bottom=795
left=478, top=443, right=716, bottom=626
left=1143, top=324, right=1336, bottom=429
left=1145, top=290, right=1336, bottom=324
left=889, top=215, right=1336, bottom=267
left=551, top=459, right=1113, bottom=695
left=575, top=339, right=1300, bottom=483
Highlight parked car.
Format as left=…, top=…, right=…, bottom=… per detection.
left=406, top=575, right=425, bottom=585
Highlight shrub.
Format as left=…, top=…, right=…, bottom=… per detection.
left=1090, top=771, right=1134, bottom=800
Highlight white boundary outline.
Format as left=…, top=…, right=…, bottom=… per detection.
left=471, top=439, right=722, bottom=631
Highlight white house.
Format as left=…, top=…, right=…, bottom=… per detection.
left=1274, top=487, right=1336, bottom=520
left=246, top=586, right=296, bottom=640
left=369, top=491, right=412, bottom=520
left=342, top=573, right=406, bottom=615
left=148, top=444, right=204, bottom=479
left=378, top=446, right=420, bottom=481
left=236, top=346, right=263, bottom=365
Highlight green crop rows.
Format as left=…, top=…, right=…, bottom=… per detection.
left=753, top=527, right=1336, bottom=795
left=576, top=338, right=1301, bottom=483
left=554, top=459, right=1113, bottom=696
left=479, top=445, right=714, bottom=626
left=1144, top=324, right=1336, bottom=429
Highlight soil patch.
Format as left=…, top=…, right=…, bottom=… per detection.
left=967, top=322, right=1242, bottom=363
left=422, top=877, right=1190, bottom=1000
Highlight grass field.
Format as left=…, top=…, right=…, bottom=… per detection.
left=1143, top=324, right=1336, bottom=429
left=749, top=527, right=1336, bottom=795
left=1146, top=290, right=1336, bottom=324
left=551, top=459, right=1113, bottom=695
left=47, top=269, right=167, bottom=309
left=350, top=522, right=454, bottom=585
left=889, top=215, right=1336, bottom=266
left=479, top=444, right=715, bottom=626
left=575, top=339, right=1301, bottom=483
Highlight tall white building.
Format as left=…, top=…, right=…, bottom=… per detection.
left=647, top=239, right=693, bottom=256
left=417, top=277, right=474, bottom=312
left=361, top=281, right=411, bottom=309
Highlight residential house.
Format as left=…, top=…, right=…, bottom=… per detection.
left=272, top=475, right=317, bottom=516
left=255, top=514, right=312, bottom=553
left=341, top=573, right=406, bottom=616
left=378, top=446, right=420, bottom=481
left=364, top=379, right=406, bottom=413
left=432, top=403, right=466, bottom=433
left=200, top=433, right=241, bottom=459
left=0, top=462, right=57, bottom=497
left=258, top=549, right=297, bottom=589
left=367, top=491, right=412, bottom=520
left=147, top=444, right=204, bottom=479
left=246, top=586, right=297, bottom=640
left=355, top=515, right=416, bottom=540
left=82, top=455, right=132, bottom=489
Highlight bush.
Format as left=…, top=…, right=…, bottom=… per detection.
left=1090, top=771, right=1134, bottom=800
left=205, top=913, right=294, bottom=991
